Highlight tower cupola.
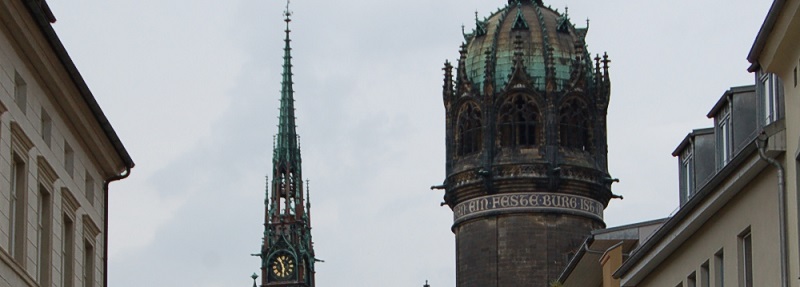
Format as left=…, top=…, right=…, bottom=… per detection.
left=438, top=1, right=614, bottom=285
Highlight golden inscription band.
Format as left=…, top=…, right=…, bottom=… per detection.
left=453, top=192, right=604, bottom=225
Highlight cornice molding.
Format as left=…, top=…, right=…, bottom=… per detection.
left=61, top=187, right=81, bottom=217
left=37, top=155, right=59, bottom=189
left=82, top=214, right=101, bottom=239
left=10, top=121, right=35, bottom=152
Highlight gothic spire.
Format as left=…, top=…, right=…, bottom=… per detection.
left=275, top=3, right=301, bottom=176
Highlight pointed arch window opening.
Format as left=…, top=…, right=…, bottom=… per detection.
left=559, top=98, right=591, bottom=151
left=498, top=94, right=540, bottom=148
left=274, top=164, right=298, bottom=216
left=457, top=103, right=483, bottom=156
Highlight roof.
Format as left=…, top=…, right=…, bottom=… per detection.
left=22, top=0, right=134, bottom=171
left=613, top=139, right=771, bottom=283
left=706, top=85, right=756, bottom=118
left=671, top=128, right=714, bottom=157
left=747, top=0, right=787, bottom=71
left=558, top=219, right=667, bottom=286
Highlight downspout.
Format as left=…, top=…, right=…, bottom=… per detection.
left=102, top=166, right=132, bottom=287
left=756, top=134, right=788, bottom=287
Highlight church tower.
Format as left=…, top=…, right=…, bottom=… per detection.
left=437, top=0, right=615, bottom=285
left=256, top=4, right=316, bottom=287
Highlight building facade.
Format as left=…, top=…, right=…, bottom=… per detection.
left=747, top=1, right=800, bottom=285
left=608, top=1, right=800, bottom=286
left=436, top=0, right=615, bottom=285
left=254, top=6, right=316, bottom=287
left=0, top=1, right=134, bottom=287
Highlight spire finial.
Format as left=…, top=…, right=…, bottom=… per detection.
left=284, top=0, right=292, bottom=20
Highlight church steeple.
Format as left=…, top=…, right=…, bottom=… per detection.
left=269, top=1, right=304, bottom=220
left=258, top=2, right=316, bottom=286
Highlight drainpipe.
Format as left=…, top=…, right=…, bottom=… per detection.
left=102, top=166, right=131, bottom=287
left=756, top=134, right=788, bottom=287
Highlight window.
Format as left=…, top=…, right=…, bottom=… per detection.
left=62, top=214, right=75, bottom=287
left=680, top=147, right=694, bottom=205
left=498, top=94, right=540, bottom=147
left=739, top=231, right=753, bottom=287
left=714, top=250, right=724, bottom=287
left=687, top=271, right=696, bottom=287
left=65, top=143, right=74, bottom=177
left=701, top=261, right=710, bottom=287
left=85, top=173, right=95, bottom=206
left=83, top=240, right=94, bottom=287
left=38, top=185, right=52, bottom=285
left=41, top=109, right=52, bottom=147
left=456, top=103, right=482, bottom=156
left=716, top=104, right=732, bottom=168
left=9, top=153, right=26, bottom=263
left=14, top=71, right=27, bottom=114
left=758, top=71, right=783, bottom=125
left=559, top=98, right=591, bottom=151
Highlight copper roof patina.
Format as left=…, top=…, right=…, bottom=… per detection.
left=463, top=0, right=593, bottom=92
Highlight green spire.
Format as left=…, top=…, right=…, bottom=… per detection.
left=275, top=8, right=300, bottom=169
left=270, top=3, right=304, bottom=219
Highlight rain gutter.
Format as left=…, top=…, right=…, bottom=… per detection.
left=756, top=133, right=788, bottom=287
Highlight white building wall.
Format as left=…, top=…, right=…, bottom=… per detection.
left=0, top=1, right=109, bottom=286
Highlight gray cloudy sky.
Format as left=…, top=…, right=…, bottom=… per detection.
left=46, top=0, right=772, bottom=286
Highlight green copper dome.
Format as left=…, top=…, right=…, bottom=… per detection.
left=463, top=0, right=592, bottom=92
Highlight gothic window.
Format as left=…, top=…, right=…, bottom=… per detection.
left=559, top=98, right=591, bottom=151
left=456, top=103, right=482, bottom=156
left=498, top=94, right=540, bottom=147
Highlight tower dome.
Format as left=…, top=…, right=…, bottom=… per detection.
left=461, top=0, right=594, bottom=93
left=439, top=1, right=614, bottom=286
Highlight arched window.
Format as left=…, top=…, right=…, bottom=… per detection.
left=456, top=103, right=482, bottom=156
left=559, top=98, right=591, bottom=151
left=498, top=94, right=540, bottom=147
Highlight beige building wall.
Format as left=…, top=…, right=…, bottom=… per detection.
left=636, top=163, right=782, bottom=287
left=750, top=0, right=800, bottom=285
left=0, top=0, right=131, bottom=286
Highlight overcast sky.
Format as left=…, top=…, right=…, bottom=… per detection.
left=44, top=0, right=773, bottom=286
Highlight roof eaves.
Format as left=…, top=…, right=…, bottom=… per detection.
left=747, top=0, right=787, bottom=70
left=557, top=235, right=594, bottom=283
left=22, top=0, right=134, bottom=171
left=614, top=140, right=763, bottom=281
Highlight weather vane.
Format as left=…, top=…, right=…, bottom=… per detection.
left=284, top=0, right=292, bottom=18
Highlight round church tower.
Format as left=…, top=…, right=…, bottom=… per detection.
left=438, top=0, right=614, bottom=285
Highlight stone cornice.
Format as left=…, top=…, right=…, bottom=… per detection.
left=37, top=155, right=59, bottom=189
left=61, top=187, right=81, bottom=217
left=10, top=121, right=35, bottom=152
left=82, top=214, right=101, bottom=240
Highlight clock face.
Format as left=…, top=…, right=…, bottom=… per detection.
left=271, top=254, right=295, bottom=279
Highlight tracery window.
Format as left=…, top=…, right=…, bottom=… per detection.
left=498, top=94, right=540, bottom=147
left=456, top=103, right=483, bottom=156
left=559, top=98, right=591, bottom=151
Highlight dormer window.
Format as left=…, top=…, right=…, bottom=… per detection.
left=716, top=104, right=732, bottom=168
left=679, top=147, right=694, bottom=204
left=758, top=71, right=783, bottom=126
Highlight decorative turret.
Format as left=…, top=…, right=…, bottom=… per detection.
left=256, top=2, right=316, bottom=286
left=436, top=1, right=615, bottom=286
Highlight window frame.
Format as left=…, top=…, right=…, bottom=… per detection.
left=456, top=103, right=483, bottom=156
left=497, top=94, right=540, bottom=148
